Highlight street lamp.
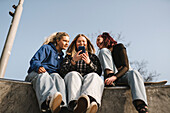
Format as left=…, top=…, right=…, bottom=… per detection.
left=0, top=0, right=24, bottom=78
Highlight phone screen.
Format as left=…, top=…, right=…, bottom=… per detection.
left=78, top=46, right=85, bottom=54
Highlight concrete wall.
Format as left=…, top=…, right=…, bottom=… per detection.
left=0, top=79, right=40, bottom=113
left=98, top=86, right=170, bottom=113
left=0, top=78, right=170, bottom=113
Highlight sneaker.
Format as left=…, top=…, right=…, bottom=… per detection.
left=41, top=99, right=51, bottom=113
left=49, top=92, right=62, bottom=113
left=73, top=95, right=90, bottom=113
left=86, top=102, right=98, bottom=113
left=60, top=106, right=69, bottom=113
left=68, top=100, right=77, bottom=112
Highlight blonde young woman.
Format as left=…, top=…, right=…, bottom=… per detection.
left=25, top=32, right=70, bottom=113
left=60, top=34, right=104, bottom=113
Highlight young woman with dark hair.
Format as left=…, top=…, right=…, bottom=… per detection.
left=96, top=32, right=148, bottom=113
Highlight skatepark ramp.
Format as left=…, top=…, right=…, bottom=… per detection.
left=0, top=78, right=170, bottom=113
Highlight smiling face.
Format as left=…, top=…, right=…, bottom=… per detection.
left=57, top=36, right=70, bottom=51
left=96, top=36, right=104, bottom=49
left=76, top=36, right=87, bottom=49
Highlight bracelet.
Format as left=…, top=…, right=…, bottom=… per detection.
left=107, top=73, right=116, bottom=77
left=71, top=59, right=76, bottom=63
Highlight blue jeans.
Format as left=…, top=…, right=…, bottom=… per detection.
left=64, top=71, right=104, bottom=106
left=117, top=69, right=148, bottom=105
left=25, top=71, right=67, bottom=109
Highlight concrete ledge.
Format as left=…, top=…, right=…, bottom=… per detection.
left=98, top=85, right=170, bottom=113
left=0, top=78, right=170, bottom=113
left=0, top=78, right=40, bottom=113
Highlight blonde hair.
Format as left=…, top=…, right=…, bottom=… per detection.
left=43, top=32, right=69, bottom=46
left=66, top=34, right=95, bottom=57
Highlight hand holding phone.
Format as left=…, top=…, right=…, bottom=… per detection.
left=78, top=46, right=86, bottom=54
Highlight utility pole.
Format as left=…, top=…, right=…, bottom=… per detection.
left=0, top=0, right=24, bottom=78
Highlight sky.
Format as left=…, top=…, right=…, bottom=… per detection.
left=0, top=0, right=170, bottom=84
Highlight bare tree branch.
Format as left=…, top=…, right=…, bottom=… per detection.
left=130, top=60, right=160, bottom=82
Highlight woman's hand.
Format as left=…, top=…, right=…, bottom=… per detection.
left=81, top=52, right=91, bottom=64
left=38, top=67, right=46, bottom=74
left=72, top=50, right=82, bottom=62
left=105, top=76, right=117, bottom=85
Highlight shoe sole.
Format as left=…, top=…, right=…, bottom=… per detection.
left=86, top=102, right=98, bottom=113
left=74, top=95, right=89, bottom=113
left=50, top=93, right=62, bottom=113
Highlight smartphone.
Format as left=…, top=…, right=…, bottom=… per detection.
left=78, top=46, right=86, bottom=54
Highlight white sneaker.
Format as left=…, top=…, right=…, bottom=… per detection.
left=86, top=102, right=98, bottom=113
left=74, top=95, right=90, bottom=113
left=49, top=92, right=62, bottom=113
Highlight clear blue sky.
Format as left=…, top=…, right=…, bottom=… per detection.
left=0, top=0, right=170, bottom=84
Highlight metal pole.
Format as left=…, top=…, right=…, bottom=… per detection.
left=0, top=0, right=24, bottom=78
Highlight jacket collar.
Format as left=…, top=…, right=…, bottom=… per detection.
left=48, top=42, right=64, bottom=56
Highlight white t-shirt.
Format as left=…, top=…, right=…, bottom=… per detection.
left=98, top=48, right=118, bottom=74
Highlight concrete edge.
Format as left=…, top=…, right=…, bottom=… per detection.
left=0, top=78, right=31, bottom=85
left=1, top=78, right=170, bottom=89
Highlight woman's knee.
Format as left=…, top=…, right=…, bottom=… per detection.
left=37, top=72, right=52, bottom=82
left=50, top=73, right=62, bottom=79
left=128, top=70, right=144, bottom=82
left=90, top=72, right=101, bottom=79
left=27, top=71, right=49, bottom=80
left=86, top=72, right=104, bottom=84
left=31, top=72, right=51, bottom=86
left=64, top=71, right=82, bottom=81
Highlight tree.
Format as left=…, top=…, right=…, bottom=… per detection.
left=88, top=31, right=160, bottom=82
left=130, top=60, right=160, bottom=82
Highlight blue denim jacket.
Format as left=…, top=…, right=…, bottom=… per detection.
left=28, top=43, right=64, bottom=74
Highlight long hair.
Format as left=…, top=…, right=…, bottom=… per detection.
left=43, top=32, right=69, bottom=46
left=66, top=34, right=95, bottom=57
left=98, top=32, right=117, bottom=49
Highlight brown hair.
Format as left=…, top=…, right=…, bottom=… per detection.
left=66, top=34, right=95, bottom=57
